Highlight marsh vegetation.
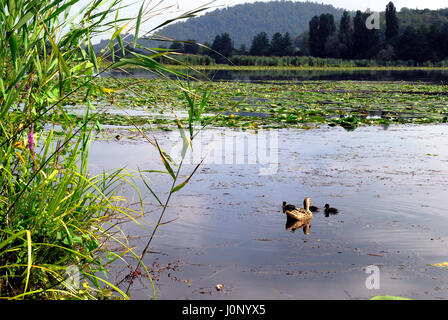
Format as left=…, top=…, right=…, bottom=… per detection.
left=0, top=0, right=211, bottom=300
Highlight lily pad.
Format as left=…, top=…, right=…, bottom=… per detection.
left=370, top=295, right=413, bottom=300
left=428, top=262, right=448, bottom=267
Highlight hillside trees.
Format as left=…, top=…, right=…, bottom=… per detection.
left=318, top=13, right=336, bottom=57
left=269, top=32, right=294, bottom=56
left=385, top=1, right=399, bottom=43
left=157, top=1, right=345, bottom=48
left=353, top=10, right=380, bottom=59
left=249, top=32, right=271, bottom=56
left=304, top=1, right=448, bottom=63
left=211, top=33, right=234, bottom=62
left=307, top=13, right=336, bottom=57
left=183, top=39, right=199, bottom=54
left=169, top=1, right=448, bottom=64
left=308, top=16, right=320, bottom=57
left=441, top=23, right=448, bottom=58
left=338, top=11, right=353, bottom=58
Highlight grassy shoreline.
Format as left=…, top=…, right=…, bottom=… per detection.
left=167, top=65, right=448, bottom=71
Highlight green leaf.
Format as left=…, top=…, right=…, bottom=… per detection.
left=13, top=11, right=34, bottom=30
left=171, top=161, right=203, bottom=193
left=133, top=1, right=144, bottom=48
left=0, top=230, right=28, bottom=252
left=111, top=52, right=185, bottom=78
left=108, top=40, right=115, bottom=62
left=8, top=32, right=18, bottom=66
left=42, top=21, right=70, bottom=78
left=24, top=230, right=32, bottom=294
left=117, top=33, right=125, bottom=56
left=95, top=120, right=102, bottom=131
left=111, top=22, right=129, bottom=41
left=171, top=179, right=189, bottom=193
left=156, top=142, right=175, bottom=180
left=88, top=39, right=99, bottom=73
left=71, top=236, right=83, bottom=246
left=43, top=0, right=79, bottom=23
left=138, top=169, right=163, bottom=206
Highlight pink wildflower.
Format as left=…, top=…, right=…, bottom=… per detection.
left=28, top=127, right=37, bottom=171
left=28, top=127, right=34, bottom=155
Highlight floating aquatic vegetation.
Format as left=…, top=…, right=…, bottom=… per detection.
left=60, top=78, right=448, bottom=132
left=330, top=116, right=361, bottom=131
left=370, top=295, right=413, bottom=300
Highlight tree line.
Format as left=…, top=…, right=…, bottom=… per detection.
left=167, top=1, right=448, bottom=65
left=170, top=31, right=296, bottom=62
left=307, top=2, right=448, bottom=63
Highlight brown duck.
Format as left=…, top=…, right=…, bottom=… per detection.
left=282, top=197, right=313, bottom=220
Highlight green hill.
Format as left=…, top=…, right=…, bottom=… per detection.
left=397, top=8, right=448, bottom=28
left=156, top=1, right=346, bottom=48
left=94, top=2, right=448, bottom=61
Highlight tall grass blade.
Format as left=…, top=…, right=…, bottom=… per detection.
left=171, top=160, right=203, bottom=193
left=23, top=230, right=32, bottom=296
left=134, top=1, right=144, bottom=48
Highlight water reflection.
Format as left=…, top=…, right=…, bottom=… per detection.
left=285, top=216, right=312, bottom=234
left=203, top=69, right=448, bottom=84
left=102, top=68, right=448, bottom=84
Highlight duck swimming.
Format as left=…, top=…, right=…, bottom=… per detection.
left=283, top=198, right=313, bottom=220
left=324, top=204, right=338, bottom=215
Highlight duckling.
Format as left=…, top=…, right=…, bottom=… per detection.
left=282, top=201, right=298, bottom=213
left=283, top=197, right=313, bottom=220
left=324, top=204, right=338, bottom=215
left=309, top=205, right=319, bottom=213
left=115, top=134, right=122, bottom=141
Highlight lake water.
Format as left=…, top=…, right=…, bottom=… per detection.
left=103, top=68, right=448, bottom=84
left=88, top=124, right=448, bottom=299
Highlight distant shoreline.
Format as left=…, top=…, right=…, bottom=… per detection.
left=167, top=65, right=448, bottom=71
left=102, top=63, right=448, bottom=72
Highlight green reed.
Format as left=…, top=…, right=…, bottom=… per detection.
left=0, top=0, right=214, bottom=299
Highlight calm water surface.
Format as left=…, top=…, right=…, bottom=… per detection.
left=103, top=68, right=448, bottom=84
left=88, top=124, right=448, bottom=299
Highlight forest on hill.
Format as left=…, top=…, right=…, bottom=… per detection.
left=156, top=1, right=346, bottom=48
left=303, top=3, right=448, bottom=63
left=95, top=1, right=448, bottom=66
left=165, top=2, right=448, bottom=65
